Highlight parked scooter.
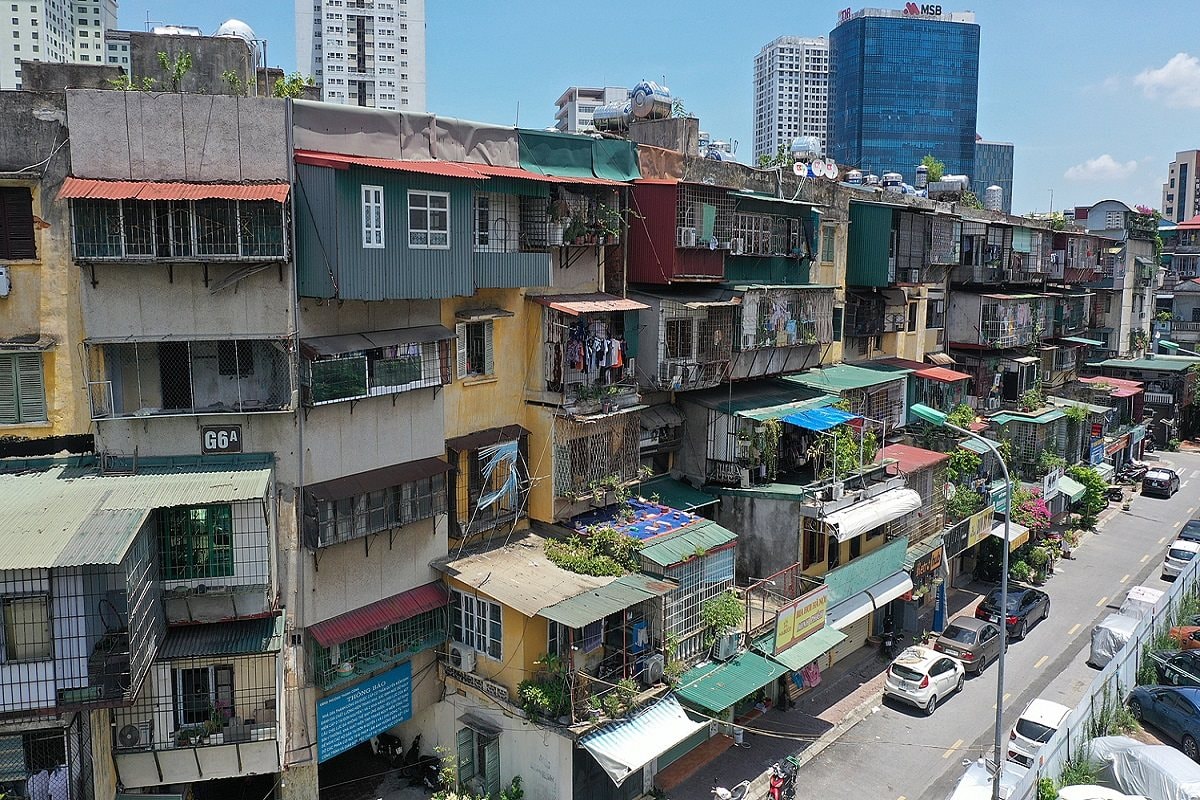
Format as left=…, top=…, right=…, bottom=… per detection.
left=400, top=733, right=423, bottom=778
left=408, top=751, right=442, bottom=789
left=712, top=780, right=750, bottom=800
left=370, top=733, right=404, bottom=767
left=881, top=624, right=898, bottom=660
left=768, top=760, right=797, bottom=800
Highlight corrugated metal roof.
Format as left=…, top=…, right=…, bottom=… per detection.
left=754, top=626, right=846, bottom=672
left=639, top=404, right=684, bottom=430
left=822, top=537, right=908, bottom=605
left=1093, top=356, right=1200, bottom=372
left=639, top=519, right=738, bottom=568
left=294, top=149, right=491, bottom=179
left=958, top=437, right=993, bottom=455
left=635, top=476, right=717, bottom=512
left=785, top=364, right=908, bottom=393
left=308, top=582, right=448, bottom=647
left=0, top=464, right=272, bottom=569
left=57, top=176, right=290, bottom=202
left=578, top=694, right=708, bottom=787
left=917, top=366, right=971, bottom=383
left=529, top=293, right=650, bottom=316
left=1079, top=376, right=1143, bottom=389
left=305, top=458, right=450, bottom=503
left=158, top=613, right=285, bottom=659
left=990, top=409, right=1066, bottom=426
left=875, top=443, right=951, bottom=474
left=1047, top=396, right=1113, bottom=415
left=301, top=325, right=456, bottom=357
left=675, top=651, right=788, bottom=713
left=472, top=163, right=624, bottom=186
left=683, top=380, right=831, bottom=416
left=1058, top=475, right=1087, bottom=502
left=738, top=393, right=838, bottom=422
left=445, top=425, right=529, bottom=452
left=538, top=573, right=676, bottom=629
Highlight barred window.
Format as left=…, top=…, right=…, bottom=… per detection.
left=2, top=596, right=51, bottom=662
left=450, top=590, right=502, bottom=660
left=157, top=505, right=234, bottom=581
left=316, top=473, right=446, bottom=547
left=306, top=340, right=451, bottom=405
left=664, top=318, right=694, bottom=360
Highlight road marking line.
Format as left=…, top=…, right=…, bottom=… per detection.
left=1191, top=505, right=1198, bottom=515
left=1120, top=574, right=1131, bottom=584
left=1141, top=554, right=1151, bottom=563
left=1185, top=480, right=1192, bottom=489
left=1160, top=537, right=1168, bottom=544
left=897, top=796, right=907, bottom=800
left=1035, top=655, right=1049, bottom=668
left=943, top=739, right=963, bottom=759
left=1068, top=623, right=1081, bottom=635
left=992, top=695, right=1011, bottom=709
left=1097, top=596, right=1109, bottom=607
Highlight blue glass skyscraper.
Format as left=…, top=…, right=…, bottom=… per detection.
left=974, top=139, right=1015, bottom=213
left=828, top=9, right=980, bottom=185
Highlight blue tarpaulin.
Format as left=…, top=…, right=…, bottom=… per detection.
left=783, top=407, right=860, bottom=431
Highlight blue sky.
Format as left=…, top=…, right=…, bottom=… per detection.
left=117, top=0, right=1200, bottom=215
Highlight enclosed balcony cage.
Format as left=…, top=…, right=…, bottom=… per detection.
left=71, top=199, right=289, bottom=261
left=653, top=303, right=735, bottom=391
left=542, top=309, right=637, bottom=401
left=509, top=187, right=622, bottom=250
left=675, top=184, right=734, bottom=248
left=738, top=288, right=834, bottom=350
left=842, top=379, right=907, bottom=433
left=843, top=293, right=886, bottom=338
left=552, top=413, right=641, bottom=498
left=311, top=607, right=447, bottom=692
left=980, top=299, right=1049, bottom=349
left=86, top=339, right=292, bottom=419
left=729, top=211, right=808, bottom=258
left=661, top=548, right=736, bottom=662
left=0, top=717, right=91, bottom=800
left=302, top=340, right=452, bottom=406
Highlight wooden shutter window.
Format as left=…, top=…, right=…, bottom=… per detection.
left=455, top=323, right=468, bottom=379
left=0, top=187, right=36, bottom=260
left=483, top=321, right=494, bottom=376
left=15, top=353, right=46, bottom=422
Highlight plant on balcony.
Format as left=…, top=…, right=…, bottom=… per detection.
left=945, top=484, right=985, bottom=524
left=945, top=448, right=982, bottom=485
left=1017, top=388, right=1045, bottom=412
left=1035, top=450, right=1067, bottom=478
left=545, top=524, right=641, bottom=577
left=1156, top=310, right=1175, bottom=323
left=751, top=419, right=782, bottom=479
left=518, top=653, right=571, bottom=721
left=594, top=203, right=622, bottom=242
left=700, top=590, right=744, bottom=646
left=818, top=422, right=878, bottom=479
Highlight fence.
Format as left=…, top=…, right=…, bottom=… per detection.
left=999, top=549, right=1200, bottom=799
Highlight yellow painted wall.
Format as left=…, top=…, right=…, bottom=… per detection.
left=816, top=220, right=849, bottom=365
left=444, top=575, right=547, bottom=697
left=799, top=525, right=892, bottom=581
left=0, top=182, right=90, bottom=439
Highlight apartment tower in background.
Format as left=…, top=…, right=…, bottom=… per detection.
left=752, top=36, right=828, bottom=163
left=1164, top=150, right=1200, bottom=223
left=1, top=0, right=118, bottom=89
left=974, top=137, right=1014, bottom=213
left=296, top=0, right=426, bottom=111
left=828, top=7, right=979, bottom=184
left=554, top=86, right=629, bottom=132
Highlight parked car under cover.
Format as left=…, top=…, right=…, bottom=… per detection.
left=933, top=617, right=1003, bottom=675
left=1127, top=685, right=1200, bottom=761
left=1149, top=650, right=1200, bottom=687
left=883, top=645, right=965, bottom=715
left=1142, top=467, right=1181, bottom=498
left=974, top=585, right=1050, bottom=639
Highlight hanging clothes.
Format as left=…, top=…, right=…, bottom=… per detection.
left=800, top=660, right=822, bottom=689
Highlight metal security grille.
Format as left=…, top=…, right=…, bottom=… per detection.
left=552, top=413, right=641, bottom=497
left=843, top=379, right=906, bottom=432
left=156, top=501, right=269, bottom=589
left=72, top=199, right=288, bottom=261
left=86, top=339, right=293, bottom=419
left=730, top=212, right=804, bottom=257
left=652, top=302, right=734, bottom=391
left=930, top=217, right=962, bottom=265
left=0, top=727, right=81, bottom=800
left=449, top=438, right=529, bottom=538
left=516, top=187, right=622, bottom=250
left=542, top=309, right=636, bottom=398
left=112, top=652, right=279, bottom=751
left=676, top=184, right=734, bottom=247
left=661, top=548, right=735, bottom=662
left=314, top=474, right=447, bottom=549
left=311, top=608, right=447, bottom=691
left=738, top=288, right=835, bottom=349
left=303, top=340, right=451, bottom=406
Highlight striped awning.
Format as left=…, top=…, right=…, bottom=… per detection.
left=578, top=694, right=708, bottom=786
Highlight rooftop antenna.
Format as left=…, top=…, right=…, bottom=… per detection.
left=514, top=100, right=519, bottom=128
left=143, top=11, right=163, bottom=31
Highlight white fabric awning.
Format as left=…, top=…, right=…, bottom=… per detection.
left=822, top=488, right=922, bottom=542
left=578, top=693, right=708, bottom=786
left=989, top=520, right=1030, bottom=551
left=827, top=571, right=914, bottom=630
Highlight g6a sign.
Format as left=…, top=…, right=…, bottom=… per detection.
left=201, top=425, right=243, bottom=454
left=903, top=2, right=943, bottom=14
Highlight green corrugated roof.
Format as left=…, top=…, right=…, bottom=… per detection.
left=1093, top=355, right=1200, bottom=372
left=784, top=364, right=909, bottom=393
left=822, top=537, right=907, bottom=605
left=1058, top=475, right=1087, bottom=502
left=639, top=520, right=738, bottom=568
left=903, top=535, right=945, bottom=572
left=990, top=409, right=1066, bottom=427
left=959, top=437, right=992, bottom=455
left=753, top=626, right=846, bottom=672
left=1047, top=396, right=1113, bottom=414
left=636, top=476, right=718, bottom=511
left=675, top=650, right=788, bottom=713
left=0, top=463, right=272, bottom=570
left=537, top=573, right=677, bottom=629
left=738, top=393, right=838, bottom=421
left=158, top=612, right=285, bottom=660
left=684, top=380, right=830, bottom=416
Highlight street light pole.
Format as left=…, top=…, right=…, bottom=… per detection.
left=911, top=404, right=1011, bottom=800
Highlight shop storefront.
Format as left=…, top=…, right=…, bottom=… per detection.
left=944, top=505, right=996, bottom=588
left=822, top=538, right=912, bottom=663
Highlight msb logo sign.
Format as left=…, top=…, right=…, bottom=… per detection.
left=903, top=2, right=943, bottom=14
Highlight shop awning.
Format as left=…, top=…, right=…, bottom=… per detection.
left=301, top=325, right=456, bottom=358
left=1060, top=336, right=1106, bottom=347
left=304, top=457, right=451, bottom=502
left=674, top=651, right=788, bottom=714
left=538, top=573, right=676, bottom=629
left=308, top=581, right=449, bottom=647
left=294, top=149, right=489, bottom=180
left=1095, top=463, right=1115, bottom=481
left=989, top=520, right=1031, bottom=551
left=57, top=176, right=291, bottom=202
left=826, top=571, right=914, bottom=630
left=158, top=612, right=285, bottom=660
left=783, top=406, right=860, bottom=432
left=579, top=694, right=708, bottom=787
left=758, top=626, right=847, bottom=672
left=1058, top=475, right=1087, bottom=502
left=903, top=535, right=945, bottom=572
left=821, top=488, right=922, bottom=542
left=640, top=404, right=684, bottom=430
left=927, top=352, right=957, bottom=366
left=530, top=293, right=650, bottom=316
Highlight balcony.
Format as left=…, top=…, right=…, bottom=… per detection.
left=87, top=339, right=293, bottom=419
left=538, top=302, right=644, bottom=416
left=552, top=412, right=642, bottom=500
left=1145, top=391, right=1175, bottom=406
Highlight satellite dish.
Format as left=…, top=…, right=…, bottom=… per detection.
left=812, top=160, right=828, bottom=178
left=118, top=725, right=142, bottom=748
left=824, top=159, right=839, bottom=180
left=793, top=162, right=808, bottom=178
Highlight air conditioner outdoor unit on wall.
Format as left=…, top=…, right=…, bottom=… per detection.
left=712, top=632, right=740, bottom=662
left=449, top=643, right=476, bottom=673
left=678, top=227, right=698, bottom=248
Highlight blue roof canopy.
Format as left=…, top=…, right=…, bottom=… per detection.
left=783, top=406, right=860, bottom=431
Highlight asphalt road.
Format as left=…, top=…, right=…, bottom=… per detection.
left=795, top=451, right=1200, bottom=800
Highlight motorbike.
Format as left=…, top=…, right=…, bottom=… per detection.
left=408, top=752, right=442, bottom=789
left=1116, top=461, right=1149, bottom=483
left=400, top=733, right=423, bottom=778
left=768, top=760, right=797, bottom=800
left=1105, top=484, right=1126, bottom=502
left=370, top=732, right=404, bottom=767
left=881, top=623, right=898, bottom=660
left=712, top=780, right=750, bottom=800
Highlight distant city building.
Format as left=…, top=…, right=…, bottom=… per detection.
left=554, top=86, right=629, bottom=133
left=296, top=0, right=426, bottom=111
left=974, top=138, right=1014, bottom=213
left=1, top=0, right=118, bottom=89
left=1164, top=150, right=1200, bottom=223
left=752, top=36, right=829, bottom=163
left=828, top=7, right=979, bottom=184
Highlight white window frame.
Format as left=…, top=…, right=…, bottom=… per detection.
left=408, top=190, right=450, bottom=249
left=452, top=589, right=502, bottom=660
left=455, top=320, right=495, bottom=379
left=361, top=184, right=384, bottom=248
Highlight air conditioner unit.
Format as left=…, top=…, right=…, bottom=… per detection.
left=712, top=632, right=740, bottom=662
left=677, top=227, right=698, bottom=248
left=639, top=653, right=666, bottom=688
left=730, top=237, right=745, bottom=255
left=117, top=721, right=152, bottom=750
left=449, top=643, right=476, bottom=673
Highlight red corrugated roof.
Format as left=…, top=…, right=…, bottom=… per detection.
left=1111, top=387, right=1141, bottom=397
left=471, top=163, right=565, bottom=183
left=308, top=581, right=449, bottom=647
left=294, top=149, right=490, bottom=180
left=530, top=293, right=650, bottom=316
left=1178, top=213, right=1200, bottom=230
left=57, top=176, right=290, bottom=202
left=915, top=365, right=971, bottom=383
left=875, top=443, right=951, bottom=474
left=1078, top=376, right=1143, bottom=389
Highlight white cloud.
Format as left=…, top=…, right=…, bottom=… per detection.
left=1134, top=53, right=1200, bottom=108
left=1064, top=154, right=1138, bottom=182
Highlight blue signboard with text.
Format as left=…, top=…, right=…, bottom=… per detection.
left=1090, top=441, right=1105, bottom=466
left=316, top=661, right=412, bottom=762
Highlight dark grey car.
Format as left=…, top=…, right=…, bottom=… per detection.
left=933, top=617, right=1003, bottom=674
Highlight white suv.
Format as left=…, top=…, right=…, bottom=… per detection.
left=883, top=645, right=965, bottom=715
left=1008, top=698, right=1071, bottom=767
left=1163, top=539, right=1200, bottom=580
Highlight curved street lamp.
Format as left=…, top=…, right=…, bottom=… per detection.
left=911, top=403, right=1011, bottom=800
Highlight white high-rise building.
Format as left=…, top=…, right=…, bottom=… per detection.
left=752, top=35, right=828, bottom=163
left=1, top=0, right=118, bottom=89
left=554, top=86, right=628, bottom=133
left=296, top=0, right=426, bottom=111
